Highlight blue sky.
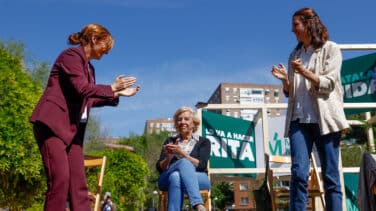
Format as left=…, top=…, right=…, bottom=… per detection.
left=2, top=0, right=376, bottom=137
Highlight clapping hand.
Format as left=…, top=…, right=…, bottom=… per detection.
left=271, top=64, right=288, bottom=81
left=111, top=75, right=136, bottom=91
left=290, top=59, right=304, bottom=73
left=115, top=86, right=141, bottom=97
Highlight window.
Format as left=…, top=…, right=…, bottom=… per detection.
left=252, top=89, right=263, bottom=95
left=274, top=89, right=279, bottom=97
left=225, top=87, right=230, bottom=95
left=240, top=197, right=249, bottom=205
left=265, top=89, right=270, bottom=103
left=239, top=183, right=248, bottom=191
left=265, top=89, right=270, bottom=96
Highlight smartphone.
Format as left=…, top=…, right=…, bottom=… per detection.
left=169, top=137, right=178, bottom=144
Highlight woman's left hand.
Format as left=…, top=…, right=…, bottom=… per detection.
left=291, top=59, right=304, bottom=73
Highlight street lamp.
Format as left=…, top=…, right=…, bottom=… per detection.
left=213, top=197, right=218, bottom=211
left=152, top=190, right=158, bottom=209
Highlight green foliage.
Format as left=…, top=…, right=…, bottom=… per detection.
left=118, top=133, right=147, bottom=154
left=84, top=115, right=107, bottom=154
left=345, top=113, right=376, bottom=145
left=0, top=39, right=51, bottom=90
left=0, top=48, right=45, bottom=209
left=119, top=132, right=169, bottom=208
left=86, top=149, right=150, bottom=210
left=210, top=181, right=234, bottom=210
left=28, top=61, right=50, bottom=89
left=341, top=144, right=366, bottom=167
left=0, top=39, right=26, bottom=60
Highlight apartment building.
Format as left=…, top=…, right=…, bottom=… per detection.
left=144, top=118, right=176, bottom=135
left=207, top=82, right=284, bottom=121
left=232, top=178, right=258, bottom=210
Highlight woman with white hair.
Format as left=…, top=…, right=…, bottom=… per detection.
left=156, top=107, right=211, bottom=211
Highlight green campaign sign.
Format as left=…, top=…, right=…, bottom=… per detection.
left=341, top=52, right=376, bottom=114
left=202, top=111, right=256, bottom=170
left=269, top=132, right=290, bottom=156
left=266, top=116, right=290, bottom=156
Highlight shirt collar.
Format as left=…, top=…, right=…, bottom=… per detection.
left=175, top=134, right=200, bottom=142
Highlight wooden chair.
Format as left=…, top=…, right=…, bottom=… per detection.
left=158, top=161, right=211, bottom=211
left=267, top=154, right=291, bottom=210
left=159, top=189, right=210, bottom=211
left=267, top=153, right=325, bottom=211
left=84, top=155, right=107, bottom=211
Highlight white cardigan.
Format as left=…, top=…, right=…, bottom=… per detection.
left=284, top=41, right=350, bottom=137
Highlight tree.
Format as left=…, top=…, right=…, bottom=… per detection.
left=0, top=39, right=51, bottom=90
left=0, top=39, right=26, bottom=60
left=84, top=114, right=108, bottom=154
left=86, top=149, right=150, bottom=210
left=0, top=47, right=45, bottom=209
left=118, top=132, right=169, bottom=208
left=28, top=61, right=50, bottom=89
left=210, top=181, right=234, bottom=210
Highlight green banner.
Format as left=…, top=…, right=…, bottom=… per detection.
left=341, top=52, right=376, bottom=114
left=202, top=111, right=256, bottom=170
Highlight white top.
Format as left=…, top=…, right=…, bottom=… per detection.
left=292, top=45, right=318, bottom=123
left=80, top=106, right=88, bottom=123
left=175, top=134, right=199, bottom=159
left=284, top=41, right=349, bottom=136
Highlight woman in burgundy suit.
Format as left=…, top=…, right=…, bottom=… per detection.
left=30, top=24, right=140, bottom=211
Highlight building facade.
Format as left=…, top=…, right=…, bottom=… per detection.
left=232, top=178, right=258, bottom=210
left=144, top=118, right=176, bottom=135
left=207, top=83, right=284, bottom=121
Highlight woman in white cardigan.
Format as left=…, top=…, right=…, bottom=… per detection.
left=271, top=8, right=349, bottom=211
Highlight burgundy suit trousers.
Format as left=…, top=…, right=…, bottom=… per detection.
left=33, top=122, right=90, bottom=211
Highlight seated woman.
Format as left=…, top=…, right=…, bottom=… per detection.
left=156, top=106, right=211, bottom=211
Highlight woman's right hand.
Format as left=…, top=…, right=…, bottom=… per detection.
left=115, top=86, right=141, bottom=97
left=111, top=75, right=137, bottom=91
left=271, top=64, right=288, bottom=81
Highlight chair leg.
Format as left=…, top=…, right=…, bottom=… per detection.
left=94, top=193, right=100, bottom=211
left=312, top=197, right=316, bottom=211
left=159, top=191, right=167, bottom=211
left=202, top=192, right=209, bottom=210
left=160, top=190, right=210, bottom=210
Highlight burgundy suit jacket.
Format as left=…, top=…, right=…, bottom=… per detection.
left=30, top=46, right=118, bottom=145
